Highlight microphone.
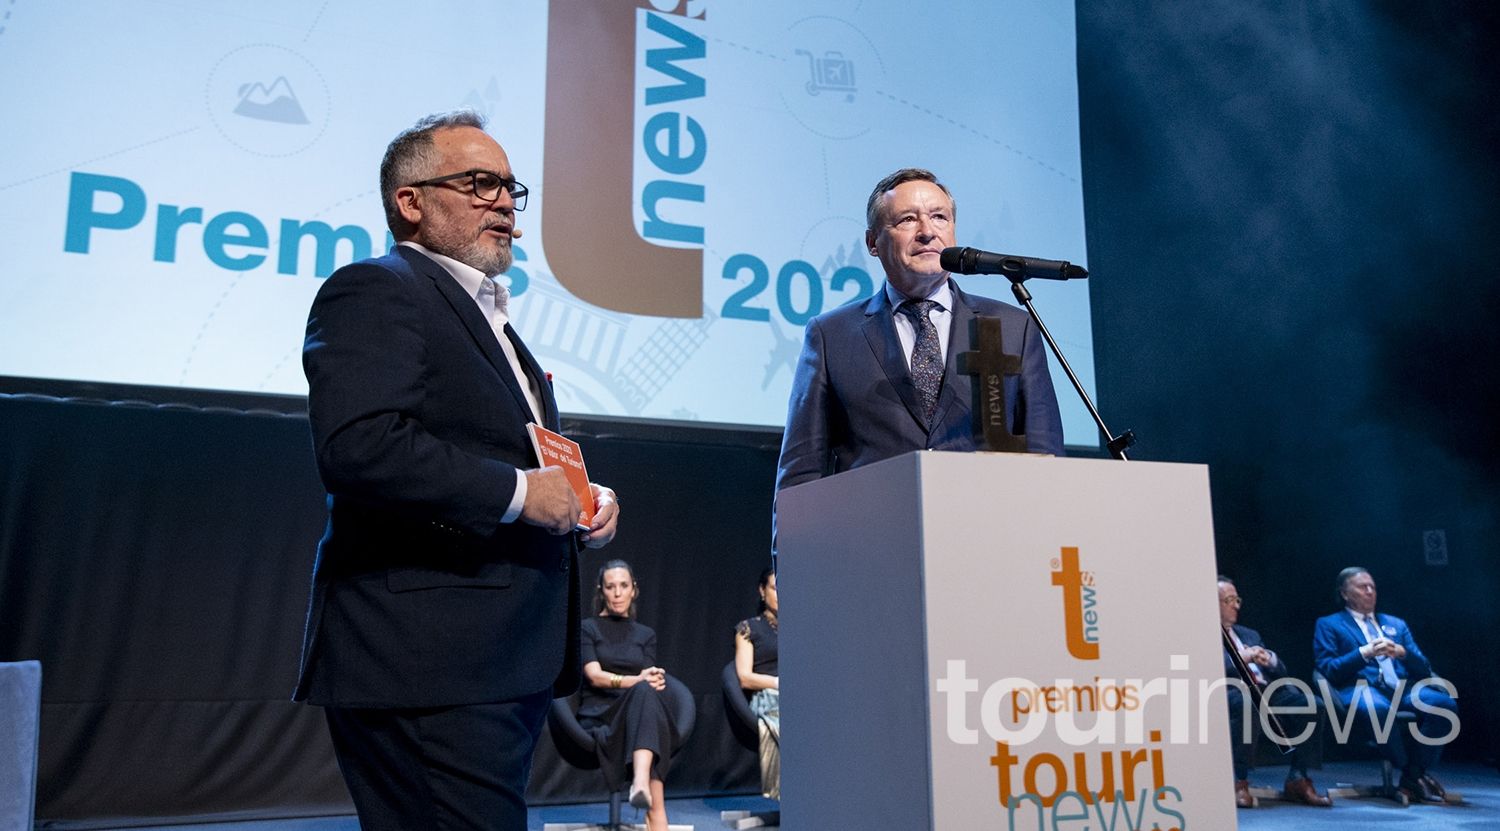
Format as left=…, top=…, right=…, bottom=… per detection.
left=940, top=247, right=1088, bottom=281
left=510, top=228, right=524, bottom=239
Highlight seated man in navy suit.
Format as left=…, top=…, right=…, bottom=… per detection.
left=775, top=169, right=1063, bottom=541
left=1217, top=576, right=1330, bottom=808
left=1312, top=567, right=1458, bottom=803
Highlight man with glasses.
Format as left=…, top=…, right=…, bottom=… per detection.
left=1217, top=576, right=1331, bottom=808
left=296, top=110, right=620, bottom=829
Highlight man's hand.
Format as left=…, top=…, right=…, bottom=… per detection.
left=521, top=467, right=581, bottom=535
left=581, top=483, right=619, bottom=548
left=1369, top=637, right=1406, bottom=659
left=1239, top=646, right=1272, bottom=667
left=1360, top=637, right=1406, bottom=660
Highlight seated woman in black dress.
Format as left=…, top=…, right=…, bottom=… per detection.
left=734, top=567, right=779, bottom=799
left=579, top=559, right=679, bottom=831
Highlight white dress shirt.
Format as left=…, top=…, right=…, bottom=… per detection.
left=400, top=242, right=537, bottom=523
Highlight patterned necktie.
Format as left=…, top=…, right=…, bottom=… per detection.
left=899, top=299, right=943, bottom=423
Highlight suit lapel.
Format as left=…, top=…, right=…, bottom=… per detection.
left=860, top=291, right=928, bottom=430
left=397, top=246, right=540, bottom=424
left=504, top=323, right=559, bottom=429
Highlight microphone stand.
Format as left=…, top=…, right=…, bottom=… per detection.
left=1007, top=272, right=1301, bottom=752
left=1006, top=278, right=1135, bottom=460
left=1000, top=264, right=1292, bottom=755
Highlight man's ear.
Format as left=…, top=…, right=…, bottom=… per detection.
left=865, top=228, right=878, bottom=257
left=394, top=186, right=423, bottom=227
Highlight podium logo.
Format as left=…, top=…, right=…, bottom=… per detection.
left=1051, top=547, right=1100, bottom=660
left=542, top=0, right=706, bottom=318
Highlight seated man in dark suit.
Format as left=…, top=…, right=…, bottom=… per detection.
left=1218, top=576, right=1331, bottom=808
left=1312, top=567, right=1458, bottom=803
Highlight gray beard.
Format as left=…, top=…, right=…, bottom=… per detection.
left=461, top=238, right=513, bottom=278
left=425, top=227, right=513, bottom=277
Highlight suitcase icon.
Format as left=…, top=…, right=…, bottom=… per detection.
left=796, top=49, right=857, bottom=102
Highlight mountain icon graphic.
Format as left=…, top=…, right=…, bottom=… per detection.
left=233, top=77, right=309, bottom=124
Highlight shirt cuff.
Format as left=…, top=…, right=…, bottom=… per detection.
left=501, top=468, right=527, bottom=523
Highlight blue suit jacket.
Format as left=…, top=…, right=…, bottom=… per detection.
left=1312, top=609, right=1432, bottom=691
left=776, top=280, right=1063, bottom=495
left=296, top=245, right=580, bottom=708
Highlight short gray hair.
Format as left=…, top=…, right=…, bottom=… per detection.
left=379, top=110, right=488, bottom=234
left=1335, top=566, right=1370, bottom=605
left=865, top=167, right=956, bottom=230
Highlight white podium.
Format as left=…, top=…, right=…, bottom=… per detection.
left=777, top=452, right=1237, bottom=830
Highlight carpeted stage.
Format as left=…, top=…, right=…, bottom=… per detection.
left=34, top=763, right=1494, bottom=831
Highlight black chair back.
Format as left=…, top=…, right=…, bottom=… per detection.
left=721, top=661, right=759, bottom=752
left=547, top=693, right=602, bottom=770
left=547, top=674, right=699, bottom=771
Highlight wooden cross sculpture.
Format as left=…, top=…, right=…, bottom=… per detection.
left=956, top=316, right=1028, bottom=453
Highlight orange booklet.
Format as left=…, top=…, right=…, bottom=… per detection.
left=525, top=422, right=596, bottom=529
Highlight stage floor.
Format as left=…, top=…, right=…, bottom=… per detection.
left=58, top=762, right=1498, bottom=830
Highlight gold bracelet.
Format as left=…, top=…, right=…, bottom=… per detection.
left=611, top=673, right=623, bottom=689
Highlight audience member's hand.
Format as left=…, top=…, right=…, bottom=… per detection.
left=1361, top=637, right=1405, bottom=660
left=521, top=467, right=581, bottom=535
left=639, top=666, right=667, bottom=691
left=582, top=483, right=619, bottom=548
left=1373, top=637, right=1405, bottom=659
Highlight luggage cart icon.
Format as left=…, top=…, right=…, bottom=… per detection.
left=795, top=49, right=857, bottom=102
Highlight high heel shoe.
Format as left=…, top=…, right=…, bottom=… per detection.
left=629, top=785, right=652, bottom=810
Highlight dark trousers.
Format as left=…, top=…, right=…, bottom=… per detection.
left=1335, top=680, right=1458, bottom=777
left=580, top=682, right=678, bottom=793
left=1226, top=682, right=1322, bottom=781
left=324, top=690, right=552, bottom=831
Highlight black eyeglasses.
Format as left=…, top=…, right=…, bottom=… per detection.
left=408, top=170, right=528, bottom=211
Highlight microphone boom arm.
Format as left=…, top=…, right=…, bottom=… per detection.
left=1007, top=278, right=1135, bottom=460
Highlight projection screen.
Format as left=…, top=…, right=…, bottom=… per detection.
left=0, top=0, right=1097, bottom=444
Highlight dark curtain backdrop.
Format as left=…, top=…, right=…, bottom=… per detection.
left=1077, top=0, right=1500, bottom=764
left=0, top=392, right=774, bottom=825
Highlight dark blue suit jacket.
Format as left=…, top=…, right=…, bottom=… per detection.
left=1312, top=610, right=1432, bottom=691
left=776, top=280, right=1063, bottom=495
left=296, top=245, right=579, bottom=708
left=1222, top=623, right=1289, bottom=681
